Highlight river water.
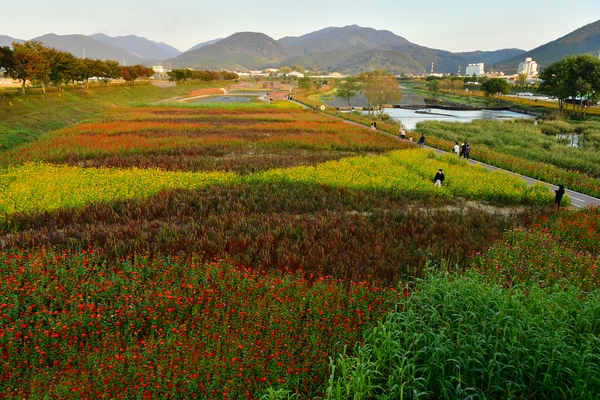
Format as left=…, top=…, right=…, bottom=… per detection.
left=381, top=108, right=535, bottom=131
left=328, top=90, right=535, bottom=130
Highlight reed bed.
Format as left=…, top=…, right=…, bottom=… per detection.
left=324, top=271, right=600, bottom=399
left=417, top=119, right=600, bottom=198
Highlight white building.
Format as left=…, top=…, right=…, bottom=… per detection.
left=517, top=58, right=538, bottom=76
left=465, top=63, right=485, bottom=77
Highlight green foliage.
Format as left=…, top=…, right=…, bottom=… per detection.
left=417, top=119, right=600, bottom=193
left=298, top=76, right=312, bottom=90
left=167, top=69, right=238, bottom=82
left=539, top=54, right=600, bottom=116
left=324, top=271, right=600, bottom=399
left=481, top=78, right=511, bottom=102
left=538, top=119, right=574, bottom=136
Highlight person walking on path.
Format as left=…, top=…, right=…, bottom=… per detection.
left=400, top=126, right=406, bottom=139
left=464, top=143, right=471, bottom=159
left=433, top=169, right=445, bottom=187
left=453, top=142, right=460, bottom=156
left=555, top=185, right=565, bottom=210
left=459, top=142, right=466, bottom=158
left=418, top=134, right=425, bottom=148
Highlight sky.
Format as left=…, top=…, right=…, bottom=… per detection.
left=3, top=0, right=600, bottom=53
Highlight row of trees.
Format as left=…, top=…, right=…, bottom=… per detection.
left=0, top=41, right=155, bottom=94
left=166, top=69, right=238, bottom=82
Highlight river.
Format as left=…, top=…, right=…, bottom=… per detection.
left=327, top=90, right=535, bottom=130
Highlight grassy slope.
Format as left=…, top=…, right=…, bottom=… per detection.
left=0, top=82, right=225, bottom=151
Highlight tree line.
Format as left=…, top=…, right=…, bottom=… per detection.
left=0, top=40, right=154, bottom=94
left=166, top=69, right=238, bottom=82
left=0, top=40, right=239, bottom=95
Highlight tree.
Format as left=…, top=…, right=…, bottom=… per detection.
left=516, top=73, right=528, bottom=88
left=47, top=50, right=75, bottom=90
left=440, top=78, right=453, bottom=90
left=427, top=79, right=440, bottom=94
left=6, top=41, right=50, bottom=94
left=101, top=60, right=122, bottom=84
left=539, top=54, right=600, bottom=116
left=360, top=70, right=402, bottom=119
left=481, top=78, right=511, bottom=103
left=64, top=56, right=86, bottom=89
left=297, top=76, right=312, bottom=90
left=335, top=76, right=361, bottom=107
left=0, top=46, right=15, bottom=76
left=121, top=64, right=152, bottom=83
left=279, top=66, right=292, bottom=75
left=82, top=58, right=105, bottom=87
left=452, top=79, right=464, bottom=91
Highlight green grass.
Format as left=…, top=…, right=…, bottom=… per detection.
left=417, top=119, right=600, bottom=177
left=0, top=82, right=226, bottom=151
left=323, top=270, right=600, bottom=399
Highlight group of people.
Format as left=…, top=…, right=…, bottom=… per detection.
left=453, top=142, right=471, bottom=159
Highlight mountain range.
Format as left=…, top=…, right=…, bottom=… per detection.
left=2, top=20, right=600, bottom=74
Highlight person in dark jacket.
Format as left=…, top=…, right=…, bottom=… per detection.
left=555, top=185, right=565, bottom=210
left=433, top=169, right=445, bottom=187
left=464, top=143, right=471, bottom=159
left=418, top=134, right=425, bottom=148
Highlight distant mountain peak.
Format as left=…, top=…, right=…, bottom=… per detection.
left=491, top=18, right=600, bottom=72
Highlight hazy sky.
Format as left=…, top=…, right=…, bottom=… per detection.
left=3, top=0, right=599, bottom=53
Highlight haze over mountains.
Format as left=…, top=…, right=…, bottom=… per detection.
left=2, top=20, right=600, bottom=74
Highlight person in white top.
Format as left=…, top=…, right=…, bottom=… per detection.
left=453, top=142, right=460, bottom=156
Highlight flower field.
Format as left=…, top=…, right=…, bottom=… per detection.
left=0, top=99, right=596, bottom=398
left=0, top=104, right=409, bottom=171
left=0, top=248, right=397, bottom=398
left=251, top=149, right=553, bottom=205
left=0, top=149, right=555, bottom=217
left=417, top=119, right=600, bottom=198
left=472, top=206, right=600, bottom=293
